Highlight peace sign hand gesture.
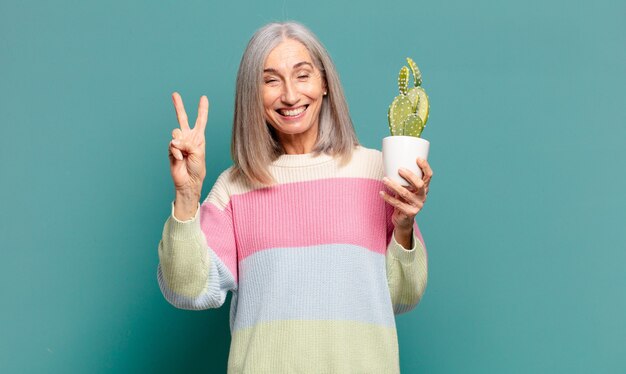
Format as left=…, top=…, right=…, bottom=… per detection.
left=169, top=92, right=208, bottom=208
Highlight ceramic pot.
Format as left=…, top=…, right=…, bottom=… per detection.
left=382, top=136, right=430, bottom=186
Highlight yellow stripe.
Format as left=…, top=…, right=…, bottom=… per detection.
left=158, top=216, right=210, bottom=298
left=386, top=231, right=428, bottom=311
left=227, top=320, right=400, bottom=373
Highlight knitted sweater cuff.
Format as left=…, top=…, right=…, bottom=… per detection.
left=164, top=201, right=202, bottom=241
left=388, top=230, right=424, bottom=264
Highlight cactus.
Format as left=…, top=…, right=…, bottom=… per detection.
left=406, top=57, right=422, bottom=87
left=402, top=113, right=424, bottom=137
left=387, top=57, right=430, bottom=137
left=398, top=65, right=409, bottom=95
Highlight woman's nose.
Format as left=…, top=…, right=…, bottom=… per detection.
left=281, top=80, right=298, bottom=105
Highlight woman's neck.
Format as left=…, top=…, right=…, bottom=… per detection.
left=279, top=134, right=318, bottom=155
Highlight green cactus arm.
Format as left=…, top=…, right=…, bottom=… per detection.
left=388, top=95, right=413, bottom=135
left=415, top=87, right=430, bottom=126
left=406, top=57, right=422, bottom=87
left=401, top=114, right=424, bottom=137
left=407, top=87, right=420, bottom=112
left=387, top=104, right=396, bottom=136
left=387, top=100, right=402, bottom=136
left=398, top=66, right=409, bottom=95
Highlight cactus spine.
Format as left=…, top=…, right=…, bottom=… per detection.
left=387, top=57, right=430, bottom=137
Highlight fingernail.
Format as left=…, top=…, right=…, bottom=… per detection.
left=172, top=139, right=180, bottom=145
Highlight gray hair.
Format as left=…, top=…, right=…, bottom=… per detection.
left=230, top=21, right=360, bottom=187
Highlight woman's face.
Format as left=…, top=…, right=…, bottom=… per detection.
left=262, top=39, right=326, bottom=143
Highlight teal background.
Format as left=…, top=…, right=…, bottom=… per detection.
left=1, top=0, right=624, bottom=372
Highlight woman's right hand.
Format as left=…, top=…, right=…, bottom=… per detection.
left=169, top=92, right=208, bottom=211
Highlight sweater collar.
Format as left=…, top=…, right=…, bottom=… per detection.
left=270, top=151, right=335, bottom=168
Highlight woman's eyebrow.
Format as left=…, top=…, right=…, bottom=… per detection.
left=263, top=61, right=313, bottom=74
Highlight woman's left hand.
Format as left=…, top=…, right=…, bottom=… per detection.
left=380, top=158, right=434, bottom=232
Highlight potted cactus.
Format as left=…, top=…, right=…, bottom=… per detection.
left=383, top=57, right=430, bottom=186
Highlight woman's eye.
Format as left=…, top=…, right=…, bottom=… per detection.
left=298, top=74, right=310, bottom=79
left=265, top=78, right=278, bottom=84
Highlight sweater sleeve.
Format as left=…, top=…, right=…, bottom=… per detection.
left=385, top=205, right=429, bottom=315
left=157, top=170, right=238, bottom=310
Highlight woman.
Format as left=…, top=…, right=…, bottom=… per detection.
left=158, top=21, right=433, bottom=373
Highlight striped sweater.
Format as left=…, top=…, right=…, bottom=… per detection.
left=157, top=145, right=428, bottom=373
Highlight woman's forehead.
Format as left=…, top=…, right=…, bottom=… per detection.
left=264, top=39, right=314, bottom=70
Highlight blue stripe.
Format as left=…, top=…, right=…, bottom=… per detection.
left=233, top=244, right=395, bottom=331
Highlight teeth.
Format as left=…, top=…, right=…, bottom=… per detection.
left=279, top=106, right=306, bottom=116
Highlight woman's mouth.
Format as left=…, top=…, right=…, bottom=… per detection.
left=277, top=105, right=308, bottom=119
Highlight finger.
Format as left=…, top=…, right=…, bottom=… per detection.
left=416, top=158, right=434, bottom=185
left=173, top=147, right=183, bottom=161
left=379, top=190, right=422, bottom=217
left=417, top=184, right=427, bottom=200
left=194, top=95, right=209, bottom=133
left=408, top=172, right=427, bottom=200
left=169, top=141, right=184, bottom=161
left=172, top=92, right=190, bottom=131
left=398, top=168, right=425, bottom=194
left=382, top=177, right=420, bottom=206
left=171, top=137, right=196, bottom=154
left=172, top=128, right=182, bottom=139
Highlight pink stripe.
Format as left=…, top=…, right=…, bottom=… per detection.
left=232, top=178, right=389, bottom=261
left=199, top=202, right=238, bottom=283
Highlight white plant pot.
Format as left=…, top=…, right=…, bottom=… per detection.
left=382, top=136, right=430, bottom=186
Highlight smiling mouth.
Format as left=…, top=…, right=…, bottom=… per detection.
left=277, top=105, right=308, bottom=118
